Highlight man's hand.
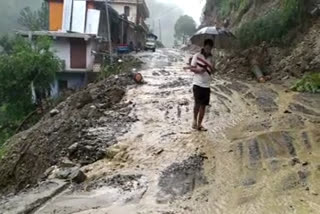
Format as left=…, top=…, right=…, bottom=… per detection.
left=190, top=66, right=206, bottom=74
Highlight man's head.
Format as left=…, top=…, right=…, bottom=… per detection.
left=203, top=39, right=214, bottom=55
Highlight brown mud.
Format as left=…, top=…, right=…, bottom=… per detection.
left=0, top=49, right=319, bottom=214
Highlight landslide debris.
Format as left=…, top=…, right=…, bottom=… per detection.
left=0, top=74, right=137, bottom=194
left=214, top=19, right=320, bottom=82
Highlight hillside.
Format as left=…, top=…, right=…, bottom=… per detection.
left=201, top=0, right=320, bottom=86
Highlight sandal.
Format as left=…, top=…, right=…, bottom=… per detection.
left=198, top=126, right=208, bottom=132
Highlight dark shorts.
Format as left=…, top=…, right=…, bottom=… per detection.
left=193, top=85, right=210, bottom=106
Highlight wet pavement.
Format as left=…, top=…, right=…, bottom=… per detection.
left=1, top=49, right=320, bottom=214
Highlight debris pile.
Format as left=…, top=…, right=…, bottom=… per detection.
left=0, top=74, right=137, bottom=194
left=213, top=19, right=320, bottom=82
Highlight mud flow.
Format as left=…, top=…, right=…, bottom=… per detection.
left=1, top=49, right=319, bottom=214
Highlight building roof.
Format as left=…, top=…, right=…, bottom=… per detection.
left=17, top=31, right=96, bottom=40
left=109, top=0, right=149, bottom=18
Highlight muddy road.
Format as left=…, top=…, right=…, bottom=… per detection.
left=1, top=49, right=320, bottom=214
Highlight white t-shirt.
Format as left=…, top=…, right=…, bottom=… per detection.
left=191, top=52, right=212, bottom=88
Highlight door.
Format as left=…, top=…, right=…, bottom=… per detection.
left=70, top=38, right=87, bottom=69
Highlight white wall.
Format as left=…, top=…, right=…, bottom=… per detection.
left=86, top=40, right=95, bottom=71
left=51, top=38, right=70, bottom=70
left=51, top=38, right=95, bottom=72
left=111, top=3, right=137, bottom=23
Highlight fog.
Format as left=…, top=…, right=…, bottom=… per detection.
left=0, top=0, right=197, bottom=47
left=145, top=0, right=184, bottom=47
left=0, top=0, right=42, bottom=35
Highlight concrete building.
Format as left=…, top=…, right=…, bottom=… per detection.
left=109, top=0, right=150, bottom=48
left=19, top=0, right=121, bottom=97
left=18, top=0, right=150, bottom=97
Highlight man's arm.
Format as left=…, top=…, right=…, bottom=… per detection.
left=190, top=54, right=205, bottom=74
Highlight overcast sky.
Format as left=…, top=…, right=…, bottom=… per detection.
left=156, top=0, right=206, bottom=24
left=146, top=0, right=205, bottom=47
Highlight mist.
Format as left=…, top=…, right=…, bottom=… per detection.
left=0, top=0, right=186, bottom=47
left=0, top=0, right=42, bottom=35
left=145, top=0, right=184, bottom=47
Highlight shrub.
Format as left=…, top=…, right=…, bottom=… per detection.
left=291, top=72, right=320, bottom=93
left=0, top=36, right=61, bottom=147
left=236, top=0, right=306, bottom=48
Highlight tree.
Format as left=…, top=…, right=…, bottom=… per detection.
left=174, top=15, right=197, bottom=44
left=18, top=1, right=49, bottom=31
left=0, top=36, right=61, bottom=145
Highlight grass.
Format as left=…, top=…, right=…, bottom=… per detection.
left=236, top=0, right=306, bottom=48
left=0, top=144, right=7, bottom=160
left=291, top=72, right=320, bottom=93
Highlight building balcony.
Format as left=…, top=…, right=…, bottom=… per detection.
left=138, top=19, right=148, bottom=32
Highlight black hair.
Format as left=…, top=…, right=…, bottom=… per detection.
left=204, top=39, right=214, bottom=47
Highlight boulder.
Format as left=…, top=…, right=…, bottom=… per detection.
left=50, top=109, right=60, bottom=117
left=69, top=169, right=87, bottom=183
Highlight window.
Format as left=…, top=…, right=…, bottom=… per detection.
left=124, top=6, right=130, bottom=17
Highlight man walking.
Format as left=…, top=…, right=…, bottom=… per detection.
left=190, top=39, right=214, bottom=131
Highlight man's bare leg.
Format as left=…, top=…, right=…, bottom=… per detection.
left=198, top=105, right=207, bottom=131
left=193, top=104, right=200, bottom=129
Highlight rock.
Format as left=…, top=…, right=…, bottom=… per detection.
left=106, top=147, right=121, bottom=159
left=55, top=168, right=74, bottom=179
left=60, top=158, right=77, bottom=168
left=42, top=166, right=57, bottom=179
left=54, top=166, right=86, bottom=183
left=69, top=169, right=86, bottom=183
left=50, top=109, right=60, bottom=117
left=68, top=143, right=79, bottom=154
left=302, top=161, right=309, bottom=166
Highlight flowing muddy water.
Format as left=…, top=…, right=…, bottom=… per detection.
left=34, top=49, right=320, bottom=214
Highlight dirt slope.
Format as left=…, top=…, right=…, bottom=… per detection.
left=0, top=75, right=137, bottom=194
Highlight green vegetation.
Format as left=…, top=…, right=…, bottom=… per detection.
left=99, top=57, right=143, bottom=80
left=204, top=0, right=250, bottom=18
left=174, top=15, right=197, bottom=44
left=236, top=0, right=306, bottom=48
left=0, top=0, right=42, bottom=35
left=18, top=1, right=49, bottom=31
left=0, top=144, right=8, bottom=160
left=215, top=0, right=250, bottom=17
left=204, top=0, right=307, bottom=48
left=291, top=72, right=320, bottom=93
left=0, top=36, right=61, bottom=148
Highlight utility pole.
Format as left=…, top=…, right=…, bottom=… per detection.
left=152, top=19, right=155, bottom=33
left=158, top=19, right=162, bottom=42
left=105, top=0, right=113, bottom=63
left=121, top=19, right=124, bottom=44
